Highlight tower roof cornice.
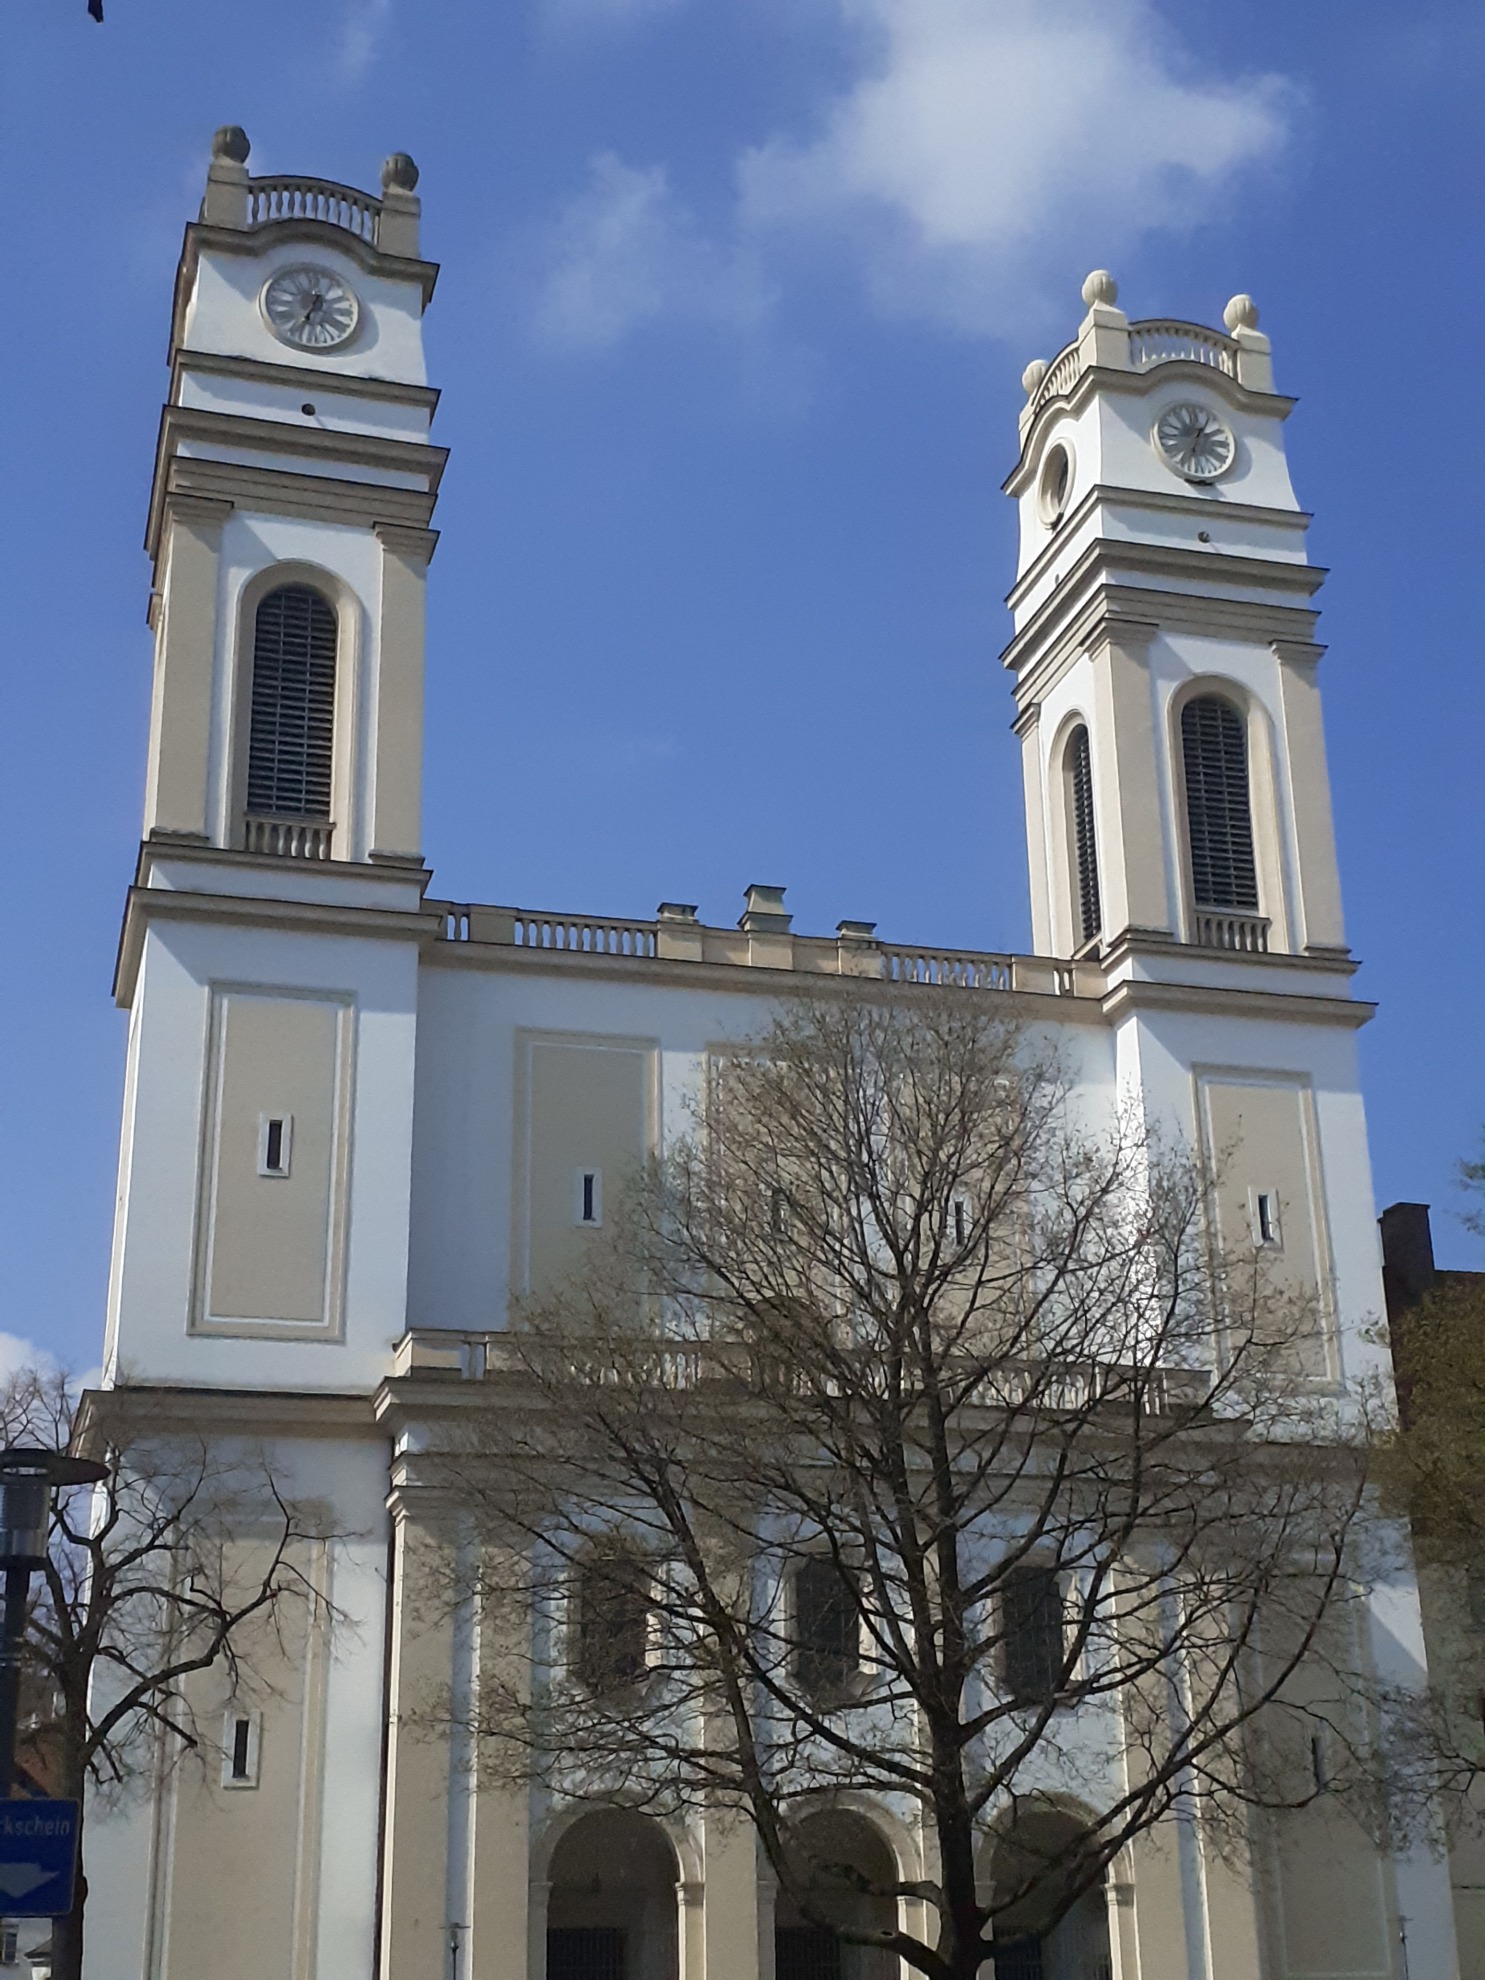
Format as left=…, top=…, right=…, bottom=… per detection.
left=1006, top=354, right=1295, bottom=492
left=168, top=218, right=440, bottom=363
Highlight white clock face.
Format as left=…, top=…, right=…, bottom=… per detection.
left=261, top=266, right=360, bottom=351
left=1154, top=402, right=1235, bottom=481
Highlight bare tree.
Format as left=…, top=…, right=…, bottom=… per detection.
left=0, top=1365, right=329, bottom=1980
left=429, top=994, right=1425, bottom=1980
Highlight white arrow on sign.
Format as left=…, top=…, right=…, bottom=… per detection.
left=0, top=1864, right=53, bottom=1900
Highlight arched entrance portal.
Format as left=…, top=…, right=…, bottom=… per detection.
left=775, top=1810, right=898, bottom=1980
left=984, top=1810, right=1112, bottom=1980
left=547, top=1809, right=681, bottom=1980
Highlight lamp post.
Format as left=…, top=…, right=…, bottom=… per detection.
left=0, top=1450, right=108, bottom=1800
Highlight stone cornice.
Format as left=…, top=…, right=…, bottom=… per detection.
left=147, top=403, right=447, bottom=556
left=374, top=521, right=439, bottom=565
left=74, top=1384, right=380, bottom=1448
left=1099, top=976, right=1375, bottom=1030
left=1005, top=576, right=1323, bottom=710
left=114, top=872, right=436, bottom=1007
left=1006, top=531, right=1325, bottom=623
left=1004, top=360, right=1297, bottom=491
left=172, top=344, right=441, bottom=413
left=151, top=456, right=438, bottom=559
left=1009, top=482, right=1312, bottom=614
left=1099, top=927, right=1358, bottom=982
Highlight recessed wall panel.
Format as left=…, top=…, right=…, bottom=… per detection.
left=194, top=988, right=353, bottom=1337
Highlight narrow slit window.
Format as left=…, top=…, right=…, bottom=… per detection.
left=1066, top=725, right=1102, bottom=945
left=221, top=1708, right=260, bottom=1788
left=247, top=584, right=338, bottom=820
left=953, top=1198, right=967, bottom=1247
left=1180, top=695, right=1258, bottom=911
left=258, top=1114, right=293, bottom=1178
left=1250, top=1187, right=1281, bottom=1249
left=575, top=1169, right=602, bottom=1227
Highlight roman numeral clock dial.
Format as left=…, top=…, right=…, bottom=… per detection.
left=260, top=265, right=361, bottom=350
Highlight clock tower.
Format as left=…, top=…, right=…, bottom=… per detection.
left=107, top=128, right=443, bottom=1393
left=1004, top=270, right=1348, bottom=978
left=142, top=123, right=443, bottom=868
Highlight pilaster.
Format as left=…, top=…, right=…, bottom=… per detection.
left=379, top=1511, right=454, bottom=1979
left=1088, top=616, right=1171, bottom=942
left=1017, top=706, right=1053, bottom=955
left=703, top=1810, right=765, bottom=1980
left=370, top=524, right=437, bottom=864
left=467, top=1540, right=533, bottom=1980
left=1273, top=642, right=1347, bottom=955
left=143, top=495, right=231, bottom=845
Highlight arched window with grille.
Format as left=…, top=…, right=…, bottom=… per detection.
left=1180, top=693, right=1258, bottom=911
left=1065, top=725, right=1101, bottom=946
left=246, top=584, right=338, bottom=822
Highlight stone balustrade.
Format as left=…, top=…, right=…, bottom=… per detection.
left=429, top=897, right=1096, bottom=998
left=1190, top=910, right=1270, bottom=954
left=1127, top=321, right=1238, bottom=376
left=390, top=1327, right=1213, bottom=1417
left=200, top=127, right=422, bottom=256
left=243, top=814, right=334, bottom=860
left=245, top=175, right=381, bottom=242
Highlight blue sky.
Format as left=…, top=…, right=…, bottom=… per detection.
left=1, top=0, right=1482, bottom=1368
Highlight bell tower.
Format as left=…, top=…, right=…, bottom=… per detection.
left=1004, top=272, right=1347, bottom=972
left=106, top=130, right=444, bottom=1393
left=142, top=124, right=444, bottom=869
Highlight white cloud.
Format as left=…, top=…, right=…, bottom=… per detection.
left=533, top=153, right=771, bottom=352
left=0, top=1333, right=56, bottom=1383
left=738, top=0, right=1295, bottom=334
left=335, top=0, right=393, bottom=85
left=534, top=0, right=1295, bottom=351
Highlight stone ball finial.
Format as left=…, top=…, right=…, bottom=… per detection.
left=212, top=125, right=250, bottom=166
left=1223, top=292, right=1259, bottom=333
left=1081, top=269, right=1117, bottom=308
left=1021, top=358, right=1050, bottom=397
left=381, top=152, right=420, bottom=193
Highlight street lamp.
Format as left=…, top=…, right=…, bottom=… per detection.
left=0, top=1450, right=109, bottom=1800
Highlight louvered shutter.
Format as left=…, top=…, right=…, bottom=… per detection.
left=246, top=585, right=337, bottom=818
left=1180, top=696, right=1258, bottom=910
left=1067, top=726, right=1101, bottom=943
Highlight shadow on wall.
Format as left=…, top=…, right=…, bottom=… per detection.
left=983, top=1808, right=1112, bottom=1980
left=547, top=1809, right=681, bottom=1980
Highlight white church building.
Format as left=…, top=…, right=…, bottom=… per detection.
left=81, top=129, right=1463, bottom=1980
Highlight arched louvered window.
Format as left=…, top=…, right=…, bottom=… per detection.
left=1180, top=694, right=1258, bottom=911
left=1066, top=725, right=1101, bottom=945
left=246, top=585, right=337, bottom=819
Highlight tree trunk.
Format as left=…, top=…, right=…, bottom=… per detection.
left=48, top=1855, right=85, bottom=1980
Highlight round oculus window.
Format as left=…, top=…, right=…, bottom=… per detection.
left=261, top=265, right=361, bottom=351
left=1037, top=442, right=1073, bottom=526
left=1153, top=402, right=1235, bottom=481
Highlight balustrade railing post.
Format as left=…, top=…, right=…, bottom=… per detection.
left=202, top=126, right=251, bottom=228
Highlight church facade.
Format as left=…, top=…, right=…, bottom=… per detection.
left=81, top=130, right=1461, bottom=1980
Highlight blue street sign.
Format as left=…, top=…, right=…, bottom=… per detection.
left=0, top=1800, right=79, bottom=1917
